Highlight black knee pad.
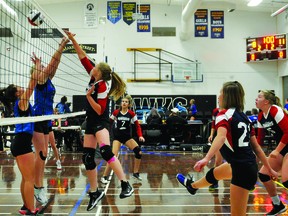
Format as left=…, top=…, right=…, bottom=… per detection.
left=258, top=172, right=271, bottom=182
left=283, top=180, right=288, bottom=189
left=205, top=168, right=218, bottom=184
left=39, top=151, right=47, bottom=161
left=100, top=145, right=114, bottom=162
left=82, top=147, right=96, bottom=170
left=133, top=146, right=142, bottom=159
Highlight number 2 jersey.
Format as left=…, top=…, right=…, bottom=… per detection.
left=110, top=109, right=143, bottom=138
left=215, top=108, right=256, bottom=164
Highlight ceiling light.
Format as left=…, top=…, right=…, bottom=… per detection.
left=247, top=0, right=263, bottom=7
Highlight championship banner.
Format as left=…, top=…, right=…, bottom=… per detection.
left=194, top=9, right=208, bottom=37
left=63, top=44, right=97, bottom=54
left=122, top=2, right=136, bottom=25
left=107, top=1, right=121, bottom=24
left=137, top=4, right=151, bottom=32
left=211, top=10, right=224, bottom=39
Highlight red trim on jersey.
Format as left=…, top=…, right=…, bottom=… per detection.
left=97, top=81, right=108, bottom=115
left=257, top=106, right=288, bottom=145
left=111, top=109, right=143, bottom=137
left=80, top=57, right=95, bottom=82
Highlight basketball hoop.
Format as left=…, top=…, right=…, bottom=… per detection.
left=184, top=75, right=191, bottom=83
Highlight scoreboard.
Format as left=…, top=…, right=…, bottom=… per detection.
left=246, top=34, right=287, bottom=62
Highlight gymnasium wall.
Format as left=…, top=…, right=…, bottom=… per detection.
left=38, top=1, right=283, bottom=111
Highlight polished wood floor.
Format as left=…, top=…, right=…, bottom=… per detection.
left=0, top=145, right=287, bottom=215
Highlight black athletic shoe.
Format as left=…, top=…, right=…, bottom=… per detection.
left=120, top=181, right=134, bottom=199
left=176, top=173, right=198, bottom=195
left=132, top=173, right=142, bottom=181
left=266, top=201, right=287, bottom=216
left=87, top=190, right=105, bottom=211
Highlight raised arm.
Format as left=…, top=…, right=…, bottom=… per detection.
left=18, top=52, right=41, bottom=111
left=64, top=30, right=86, bottom=60
left=44, top=37, right=70, bottom=80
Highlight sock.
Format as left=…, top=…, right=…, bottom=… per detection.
left=271, top=195, right=281, bottom=205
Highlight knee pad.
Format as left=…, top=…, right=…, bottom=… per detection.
left=100, top=145, right=114, bottom=162
left=282, top=180, right=288, bottom=189
left=39, top=151, right=47, bottom=161
left=205, top=168, right=218, bottom=184
left=258, top=172, right=271, bottom=182
left=133, top=146, right=142, bottom=159
left=82, top=147, right=96, bottom=170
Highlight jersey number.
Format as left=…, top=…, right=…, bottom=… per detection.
left=238, top=122, right=249, bottom=147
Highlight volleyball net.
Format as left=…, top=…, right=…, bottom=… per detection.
left=0, top=0, right=89, bottom=126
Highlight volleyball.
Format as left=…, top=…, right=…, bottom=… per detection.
left=27, top=10, right=44, bottom=26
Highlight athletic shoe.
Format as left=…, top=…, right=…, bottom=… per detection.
left=132, top=173, right=142, bottom=181
left=266, top=201, right=287, bottom=215
left=56, top=160, right=62, bottom=170
left=18, top=205, right=28, bottom=214
left=87, top=190, right=105, bottom=211
left=209, top=182, right=219, bottom=190
left=120, top=181, right=134, bottom=199
left=19, top=208, right=39, bottom=215
left=176, top=173, right=198, bottom=195
left=100, top=176, right=109, bottom=184
left=34, top=187, right=48, bottom=205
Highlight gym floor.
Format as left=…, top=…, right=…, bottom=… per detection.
left=0, top=146, right=287, bottom=215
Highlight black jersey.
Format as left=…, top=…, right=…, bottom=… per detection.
left=215, top=108, right=256, bottom=164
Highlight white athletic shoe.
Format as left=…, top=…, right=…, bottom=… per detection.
left=100, top=176, right=109, bottom=184
left=56, top=160, right=62, bottom=170
left=34, top=187, right=48, bottom=205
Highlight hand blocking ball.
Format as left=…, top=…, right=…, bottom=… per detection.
left=27, top=10, right=44, bottom=26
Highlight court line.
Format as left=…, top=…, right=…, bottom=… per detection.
left=69, top=159, right=105, bottom=216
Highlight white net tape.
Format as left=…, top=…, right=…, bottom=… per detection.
left=0, top=111, right=85, bottom=126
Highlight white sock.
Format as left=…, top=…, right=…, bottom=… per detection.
left=271, top=195, right=281, bottom=205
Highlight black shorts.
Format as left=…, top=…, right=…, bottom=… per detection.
left=85, top=120, right=109, bottom=135
left=114, top=134, right=132, bottom=144
left=34, top=120, right=49, bottom=135
left=10, top=133, right=33, bottom=157
left=280, top=144, right=288, bottom=156
left=49, top=126, right=52, bottom=132
left=230, top=161, right=258, bottom=191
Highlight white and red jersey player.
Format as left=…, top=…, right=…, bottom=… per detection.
left=257, top=105, right=288, bottom=155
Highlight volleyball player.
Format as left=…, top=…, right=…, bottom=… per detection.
left=0, top=84, right=18, bottom=151
left=101, top=95, right=145, bottom=184
left=256, top=90, right=288, bottom=215
left=48, top=120, right=62, bottom=170
left=176, top=81, right=278, bottom=216
left=10, top=52, right=41, bottom=215
left=32, top=37, right=69, bottom=204
left=207, top=106, right=223, bottom=189
left=65, top=30, right=134, bottom=211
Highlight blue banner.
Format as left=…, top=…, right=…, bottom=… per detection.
left=211, top=10, right=224, bottom=39
left=107, top=1, right=121, bottom=24
left=194, top=9, right=208, bottom=37
left=137, top=4, right=151, bottom=32
left=123, top=2, right=136, bottom=25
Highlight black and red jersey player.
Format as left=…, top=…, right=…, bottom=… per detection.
left=101, top=95, right=145, bottom=184
left=65, top=30, right=134, bottom=212
left=256, top=90, right=288, bottom=215
left=177, top=81, right=277, bottom=216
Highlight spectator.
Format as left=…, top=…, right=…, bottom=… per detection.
left=147, top=108, right=162, bottom=125
left=284, top=98, right=288, bottom=111
left=189, top=99, right=197, bottom=120
left=56, top=96, right=71, bottom=114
